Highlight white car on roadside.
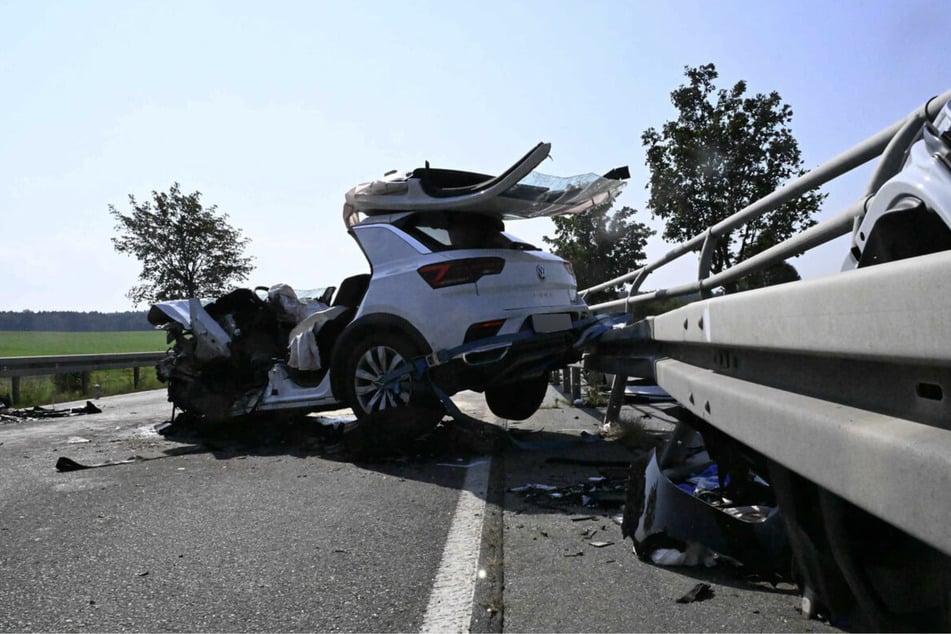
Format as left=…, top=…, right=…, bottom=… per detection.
left=149, top=142, right=628, bottom=426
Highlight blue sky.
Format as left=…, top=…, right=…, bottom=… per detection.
left=2, top=0, right=948, bottom=311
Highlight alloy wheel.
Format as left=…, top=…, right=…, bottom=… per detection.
left=353, top=344, right=412, bottom=413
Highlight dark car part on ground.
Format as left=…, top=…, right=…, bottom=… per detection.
left=1, top=400, right=101, bottom=423
left=508, top=469, right=629, bottom=512
left=676, top=582, right=714, bottom=604
left=628, top=410, right=951, bottom=631
left=55, top=445, right=207, bottom=472
left=621, top=412, right=789, bottom=576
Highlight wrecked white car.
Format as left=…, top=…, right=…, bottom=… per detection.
left=148, top=143, right=628, bottom=426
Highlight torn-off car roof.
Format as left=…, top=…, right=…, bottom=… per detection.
left=343, top=142, right=629, bottom=227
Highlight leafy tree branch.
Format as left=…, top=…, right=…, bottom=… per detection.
left=110, top=183, right=254, bottom=306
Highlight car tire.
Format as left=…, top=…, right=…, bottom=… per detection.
left=485, top=373, right=549, bottom=420
left=338, top=331, right=443, bottom=425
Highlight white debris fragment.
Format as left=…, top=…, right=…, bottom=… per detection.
left=648, top=542, right=717, bottom=567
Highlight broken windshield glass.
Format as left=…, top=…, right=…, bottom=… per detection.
left=495, top=170, right=628, bottom=219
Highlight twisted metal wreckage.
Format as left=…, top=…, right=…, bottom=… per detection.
left=148, top=142, right=630, bottom=427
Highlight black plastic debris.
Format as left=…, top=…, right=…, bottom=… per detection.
left=1, top=401, right=101, bottom=423
left=676, top=582, right=714, bottom=604
left=623, top=424, right=788, bottom=574
left=56, top=455, right=144, bottom=472
left=55, top=456, right=90, bottom=472
left=56, top=446, right=206, bottom=472
left=75, top=401, right=103, bottom=414
left=508, top=472, right=629, bottom=510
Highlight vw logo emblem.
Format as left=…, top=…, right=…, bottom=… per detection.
left=536, top=264, right=546, bottom=280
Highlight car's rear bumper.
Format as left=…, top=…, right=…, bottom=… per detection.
left=430, top=329, right=582, bottom=394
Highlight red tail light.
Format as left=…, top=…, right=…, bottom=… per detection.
left=464, top=319, right=506, bottom=342
left=417, top=257, right=505, bottom=288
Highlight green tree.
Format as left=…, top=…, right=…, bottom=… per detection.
left=110, top=183, right=254, bottom=305
left=642, top=63, right=824, bottom=289
left=543, top=203, right=654, bottom=304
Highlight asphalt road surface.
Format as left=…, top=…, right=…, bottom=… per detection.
left=0, top=388, right=842, bottom=633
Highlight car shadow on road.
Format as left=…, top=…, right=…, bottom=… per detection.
left=146, top=408, right=806, bottom=608
left=150, top=406, right=635, bottom=479
left=154, top=408, right=603, bottom=466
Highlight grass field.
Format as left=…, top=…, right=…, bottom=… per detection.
left=0, top=330, right=169, bottom=408
left=0, top=330, right=167, bottom=357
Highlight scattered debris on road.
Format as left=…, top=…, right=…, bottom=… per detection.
left=508, top=472, right=628, bottom=511
left=55, top=446, right=208, bottom=472
left=1, top=401, right=101, bottom=423
left=648, top=543, right=716, bottom=568
left=676, top=582, right=714, bottom=604
left=56, top=455, right=141, bottom=472
left=623, top=421, right=787, bottom=576
left=51, top=401, right=522, bottom=474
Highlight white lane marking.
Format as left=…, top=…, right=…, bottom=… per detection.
left=420, top=457, right=491, bottom=633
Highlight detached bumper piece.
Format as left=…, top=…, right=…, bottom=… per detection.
left=623, top=420, right=788, bottom=575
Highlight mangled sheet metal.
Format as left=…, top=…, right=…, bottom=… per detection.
left=148, top=284, right=337, bottom=421
left=623, top=423, right=788, bottom=573
left=148, top=143, right=627, bottom=427
left=343, top=142, right=629, bottom=226
left=1, top=401, right=101, bottom=423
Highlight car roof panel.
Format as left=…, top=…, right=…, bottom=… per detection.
left=342, top=142, right=628, bottom=227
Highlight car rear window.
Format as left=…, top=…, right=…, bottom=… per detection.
left=399, top=211, right=525, bottom=251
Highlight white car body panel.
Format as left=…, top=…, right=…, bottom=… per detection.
left=150, top=142, right=628, bottom=421
left=350, top=228, right=583, bottom=354
left=343, top=142, right=628, bottom=227
left=343, top=143, right=552, bottom=225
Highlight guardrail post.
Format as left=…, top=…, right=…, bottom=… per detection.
left=697, top=230, right=717, bottom=298
left=602, top=373, right=627, bottom=427
left=570, top=366, right=581, bottom=402
left=11, top=377, right=20, bottom=406
left=81, top=372, right=90, bottom=396
left=133, top=367, right=141, bottom=388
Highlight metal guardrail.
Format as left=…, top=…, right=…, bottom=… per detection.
left=582, top=88, right=951, bottom=561
left=0, top=352, right=166, bottom=404
left=582, top=88, right=951, bottom=312
left=0, top=352, right=166, bottom=377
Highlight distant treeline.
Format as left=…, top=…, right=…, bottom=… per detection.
left=0, top=311, right=152, bottom=332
